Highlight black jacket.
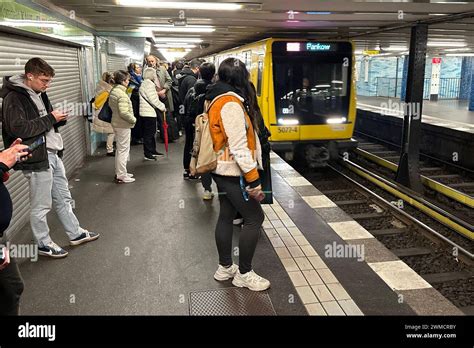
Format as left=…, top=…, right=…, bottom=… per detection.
left=183, top=78, right=213, bottom=122
left=0, top=76, right=63, bottom=171
left=177, top=67, right=198, bottom=103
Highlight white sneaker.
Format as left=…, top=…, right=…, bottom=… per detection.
left=233, top=218, right=244, bottom=225
left=202, top=190, right=214, bottom=200
left=116, top=175, right=135, bottom=183
left=232, top=270, right=270, bottom=291
left=214, top=264, right=239, bottom=281
left=126, top=173, right=134, bottom=178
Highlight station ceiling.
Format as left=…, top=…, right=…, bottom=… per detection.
left=44, top=0, right=474, bottom=60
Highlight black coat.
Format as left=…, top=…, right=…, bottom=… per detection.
left=177, top=67, right=198, bottom=103
left=0, top=76, right=63, bottom=171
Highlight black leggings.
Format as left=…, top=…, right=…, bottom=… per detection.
left=212, top=174, right=264, bottom=274
left=142, top=117, right=157, bottom=157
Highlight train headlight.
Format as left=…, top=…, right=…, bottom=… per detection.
left=278, top=118, right=299, bottom=125
left=326, top=117, right=347, bottom=124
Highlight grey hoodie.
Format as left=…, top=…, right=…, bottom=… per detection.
left=9, top=75, right=63, bottom=151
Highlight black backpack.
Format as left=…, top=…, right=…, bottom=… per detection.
left=97, top=98, right=113, bottom=123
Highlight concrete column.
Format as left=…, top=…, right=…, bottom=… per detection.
left=460, top=56, right=473, bottom=101
left=470, top=69, right=474, bottom=111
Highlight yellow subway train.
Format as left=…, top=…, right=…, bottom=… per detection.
left=203, top=38, right=358, bottom=166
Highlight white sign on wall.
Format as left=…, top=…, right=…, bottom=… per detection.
left=430, top=57, right=441, bottom=101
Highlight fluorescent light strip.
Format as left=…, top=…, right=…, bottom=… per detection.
left=445, top=53, right=474, bottom=56
left=154, top=37, right=203, bottom=43
left=444, top=47, right=471, bottom=52
left=0, top=19, right=64, bottom=28
left=143, top=25, right=215, bottom=33
left=427, top=42, right=467, bottom=47
left=155, top=44, right=197, bottom=48
left=384, top=46, right=408, bottom=51
left=118, top=0, right=242, bottom=10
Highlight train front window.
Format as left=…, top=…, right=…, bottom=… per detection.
left=272, top=42, right=352, bottom=125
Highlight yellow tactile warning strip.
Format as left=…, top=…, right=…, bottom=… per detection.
left=262, top=200, right=364, bottom=316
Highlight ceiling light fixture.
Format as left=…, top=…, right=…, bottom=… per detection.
left=142, top=25, right=215, bottom=33
left=444, top=47, right=471, bottom=52
left=154, top=37, right=203, bottom=43
left=0, top=19, right=64, bottom=28
left=155, top=44, right=197, bottom=48
left=445, top=53, right=474, bottom=56
left=427, top=42, right=467, bottom=47
left=117, top=0, right=242, bottom=10
left=383, top=46, right=408, bottom=51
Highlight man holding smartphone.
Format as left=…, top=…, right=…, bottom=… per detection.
left=1, top=57, right=99, bottom=258
left=0, top=140, right=29, bottom=315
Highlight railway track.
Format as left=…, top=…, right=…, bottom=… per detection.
left=352, top=132, right=474, bottom=205
left=349, top=133, right=474, bottom=241
left=291, top=159, right=474, bottom=314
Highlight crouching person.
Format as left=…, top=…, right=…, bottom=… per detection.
left=0, top=57, right=99, bottom=258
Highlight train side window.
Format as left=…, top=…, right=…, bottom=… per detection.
left=257, top=56, right=263, bottom=96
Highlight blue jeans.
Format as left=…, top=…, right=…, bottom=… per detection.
left=23, top=152, right=85, bottom=247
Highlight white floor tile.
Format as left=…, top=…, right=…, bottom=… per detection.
left=368, top=261, right=432, bottom=290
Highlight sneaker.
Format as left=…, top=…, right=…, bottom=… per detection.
left=106, top=152, right=115, bottom=157
left=233, top=218, right=244, bottom=225
left=38, top=241, right=68, bottom=258
left=114, top=173, right=133, bottom=180
left=152, top=152, right=165, bottom=158
left=189, top=174, right=200, bottom=180
left=214, top=264, right=239, bottom=281
left=232, top=270, right=270, bottom=291
left=70, top=231, right=100, bottom=246
left=144, top=156, right=157, bottom=161
left=202, top=190, right=214, bottom=200
left=183, top=171, right=190, bottom=180
left=116, top=175, right=135, bottom=183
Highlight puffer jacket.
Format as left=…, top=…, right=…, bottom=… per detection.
left=139, top=79, right=166, bottom=117
left=109, top=84, right=136, bottom=129
left=206, top=83, right=262, bottom=188
left=92, top=80, right=114, bottom=134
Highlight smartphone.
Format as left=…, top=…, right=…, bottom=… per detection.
left=27, top=136, right=45, bottom=153
left=240, top=176, right=249, bottom=202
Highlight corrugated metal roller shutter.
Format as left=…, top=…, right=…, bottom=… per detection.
left=0, top=32, right=86, bottom=239
left=107, top=54, right=129, bottom=72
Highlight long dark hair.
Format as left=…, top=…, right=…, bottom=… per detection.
left=218, top=57, right=258, bottom=132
